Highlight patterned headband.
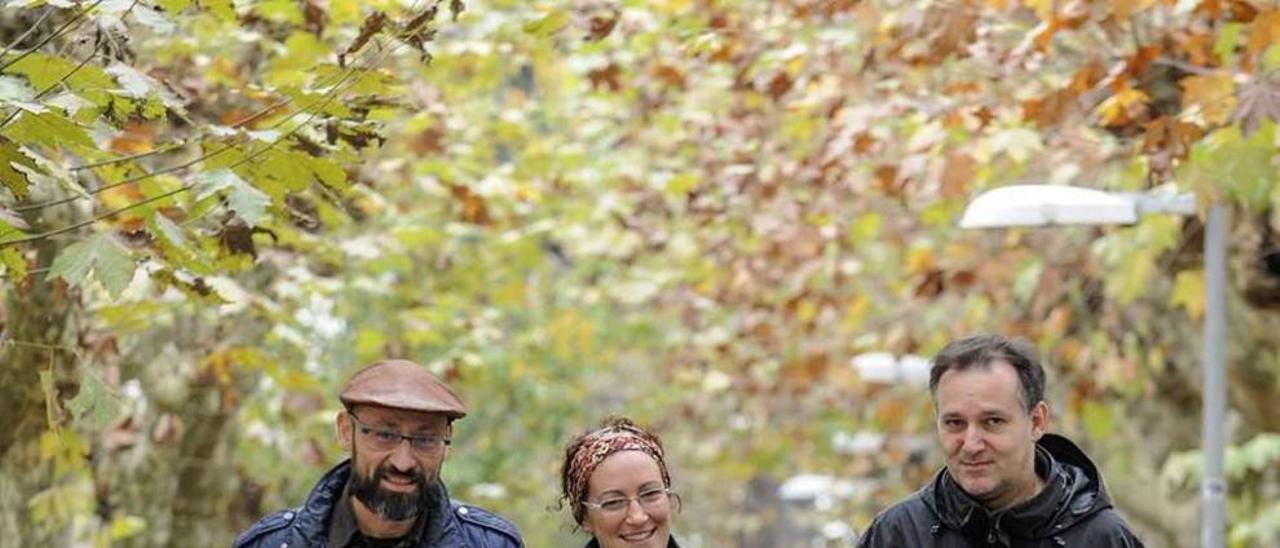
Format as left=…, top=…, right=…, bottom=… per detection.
left=566, top=424, right=670, bottom=517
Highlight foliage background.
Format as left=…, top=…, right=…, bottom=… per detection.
left=2, top=0, right=1280, bottom=546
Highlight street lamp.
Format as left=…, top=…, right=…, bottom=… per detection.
left=959, top=184, right=1226, bottom=548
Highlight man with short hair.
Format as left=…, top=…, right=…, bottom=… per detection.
left=857, top=334, right=1144, bottom=547
left=236, top=359, right=523, bottom=547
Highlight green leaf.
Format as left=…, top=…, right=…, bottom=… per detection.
left=1, top=110, right=95, bottom=150
left=196, top=169, right=271, bottom=224
left=146, top=212, right=212, bottom=273
left=255, top=148, right=315, bottom=197
left=266, top=33, right=330, bottom=87
left=201, top=0, right=236, bottom=22
left=0, top=137, right=39, bottom=198
left=4, top=53, right=115, bottom=96
left=1171, top=270, right=1205, bottom=320
left=155, top=0, right=191, bottom=12
left=1214, top=22, right=1243, bottom=68
left=66, top=366, right=122, bottom=430
left=39, top=368, right=56, bottom=427
left=1182, top=123, right=1277, bottom=213
left=47, top=233, right=138, bottom=298
left=523, top=9, right=570, bottom=37
left=309, top=156, right=348, bottom=191
left=0, top=246, right=26, bottom=279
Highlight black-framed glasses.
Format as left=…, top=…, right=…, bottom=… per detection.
left=580, top=487, right=673, bottom=515
left=348, top=414, right=451, bottom=455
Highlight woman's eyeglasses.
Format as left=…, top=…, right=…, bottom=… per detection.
left=581, top=488, right=673, bottom=515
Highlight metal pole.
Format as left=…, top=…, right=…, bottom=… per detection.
left=1201, top=204, right=1227, bottom=548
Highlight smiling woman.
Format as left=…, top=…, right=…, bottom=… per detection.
left=559, top=418, right=682, bottom=548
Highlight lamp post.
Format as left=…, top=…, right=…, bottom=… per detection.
left=959, top=185, right=1226, bottom=548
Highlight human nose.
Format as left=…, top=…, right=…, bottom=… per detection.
left=623, top=497, right=650, bottom=524
left=961, top=425, right=985, bottom=454
left=388, top=438, right=417, bottom=470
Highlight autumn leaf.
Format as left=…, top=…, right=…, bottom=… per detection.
left=1096, top=87, right=1150, bottom=127
left=1232, top=73, right=1280, bottom=135
left=1180, top=73, right=1237, bottom=125
left=1246, top=10, right=1280, bottom=58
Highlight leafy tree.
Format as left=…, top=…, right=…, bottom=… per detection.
left=3, top=1, right=1280, bottom=547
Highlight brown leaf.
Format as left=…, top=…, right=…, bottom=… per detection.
left=940, top=152, right=974, bottom=199
left=873, top=164, right=902, bottom=198
left=949, top=270, right=977, bottom=290
left=587, top=64, right=622, bottom=92
left=1142, top=116, right=1205, bottom=159
left=586, top=8, right=619, bottom=42
left=339, top=11, right=388, bottom=67
left=914, top=269, right=945, bottom=299
left=1023, top=88, right=1076, bottom=128
left=447, top=183, right=492, bottom=225
left=303, top=0, right=325, bottom=36
left=653, top=64, right=686, bottom=89
left=218, top=217, right=257, bottom=257
left=765, top=71, right=793, bottom=100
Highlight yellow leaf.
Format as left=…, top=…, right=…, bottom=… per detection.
left=1111, top=0, right=1158, bottom=20
left=1095, top=88, right=1150, bottom=127
left=1180, top=74, right=1237, bottom=125
left=905, top=244, right=935, bottom=274
left=1171, top=270, right=1206, bottom=320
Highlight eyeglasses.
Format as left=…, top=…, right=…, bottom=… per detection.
left=348, top=414, right=450, bottom=455
left=581, top=487, right=673, bottom=515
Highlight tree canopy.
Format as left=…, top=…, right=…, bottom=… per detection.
left=2, top=0, right=1280, bottom=546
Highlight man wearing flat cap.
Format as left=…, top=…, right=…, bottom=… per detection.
left=235, top=359, right=524, bottom=547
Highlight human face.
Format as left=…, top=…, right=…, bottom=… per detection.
left=336, top=405, right=451, bottom=521
left=581, top=451, right=672, bottom=548
left=935, top=360, right=1048, bottom=510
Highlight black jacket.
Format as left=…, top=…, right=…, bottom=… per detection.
left=585, top=537, right=680, bottom=547
left=857, top=434, right=1144, bottom=547
left=234, top=460, right=523, bottom=548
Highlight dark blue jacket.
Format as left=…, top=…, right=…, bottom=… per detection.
left=234, top=460, right=523, bottom=548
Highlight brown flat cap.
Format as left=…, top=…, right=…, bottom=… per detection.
left=339, top=359, right=466, bottom=419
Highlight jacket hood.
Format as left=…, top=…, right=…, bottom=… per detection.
left=921, top=433, right=1114, bottom=543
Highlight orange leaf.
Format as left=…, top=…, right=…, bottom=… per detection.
left=940, top=151, right=974, bottom=198
left=1179, top=73, right=1237, bottom=125
left=1026, top=18, right=1062, bottom=52
left=108, top=122, right=154, bottom=155
left=1111, top=0, right=1158, bottom=21
left=1247, top=10, right=1280, bottom=57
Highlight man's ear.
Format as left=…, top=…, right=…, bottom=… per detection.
left=1029, top=400, right=1049, bottom=440
left=336, top=409, right=353, bottom=451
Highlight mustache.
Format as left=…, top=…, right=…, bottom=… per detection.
left=350, top=459, right=439, bottom=522
left=377, top=465, right=424, bottom=484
